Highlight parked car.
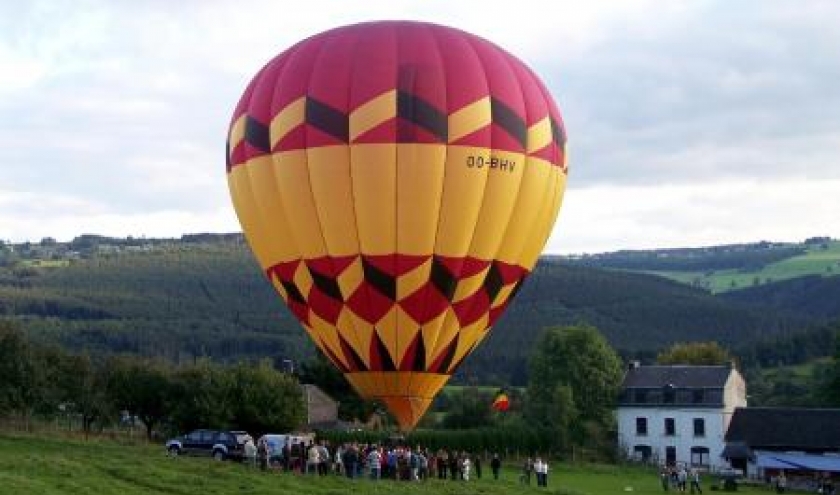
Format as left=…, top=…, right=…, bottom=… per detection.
left=165, top=429, right=251, bottom=461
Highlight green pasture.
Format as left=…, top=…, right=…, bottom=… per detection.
left=0, top=431, right=775, bottom=495
left=647, top=240, right=840, bottom=293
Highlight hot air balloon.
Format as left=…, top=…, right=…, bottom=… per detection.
left=492, top=389, right=510, bottom=412
left=226, top=21, right=567, bottom=430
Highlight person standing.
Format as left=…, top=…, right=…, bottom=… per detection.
left=474, top=455, right=482, bottom=479
left=437, top=450, right=448, bottom=479
left=449, top=451, right=459, bottom=480
left=257, top=438, right=269, bottom=471
left=677, top=465, right=688, bottom=492
left=307, top=443, right=320, bottom=474
left=689, top=467, right=702, bottom=494
left=282, top=439, right=291, bottom=472
left=342, top=444, right=358, bottom=479
left=368, top=447, right=381, bottom=480
left=775, top=471, right=787, bottom=493
left=491, top=453, right=501, bottom=480
left=521, top=457, right=533, bottom=485
left=317, top=441, right=330, bottom=475
left=462, top=455, right=472, bottom=481
left=660, top=466, right=671, bottom=491
left=243, top=436, right=257, bottom=468
left=534, top=457, right=548, bottom=487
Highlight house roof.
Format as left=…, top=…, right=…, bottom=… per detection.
left=622, top=365, right=733, bottom=389
left=725, top=407, right=840, bottom=451
left=755, top=450, right=840, bottom=473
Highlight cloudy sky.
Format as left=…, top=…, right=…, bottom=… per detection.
left=1, top=1, right=839, bottom=254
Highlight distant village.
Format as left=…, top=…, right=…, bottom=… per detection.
left=0, top=233, right=246, bottom=266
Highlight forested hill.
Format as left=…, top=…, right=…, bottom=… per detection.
left=721, top=275, right=840, bottom=320
left=463, top=260, right=812, bottom=383
left=0, top=234, right=827, bottom=384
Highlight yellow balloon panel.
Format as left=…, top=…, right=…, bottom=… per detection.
left=434, top=147, right=490, bottom=257
left=306, top=146, right=360, bottom=257
left=350, top=144, right=397, bottom=256
left=495, top=157, right=556, bottom=265
left=395, top=144, right=446, bottom=256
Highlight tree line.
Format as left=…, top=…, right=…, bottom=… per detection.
left=0, top=320, right=304, bottom=439
left=567, top=242, right=808, bottom=272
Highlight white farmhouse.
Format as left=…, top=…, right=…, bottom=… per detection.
left=616, top=363, right=746, bottom=470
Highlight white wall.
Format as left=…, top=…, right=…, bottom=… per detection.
left=617, top=407, right=728, bottom=470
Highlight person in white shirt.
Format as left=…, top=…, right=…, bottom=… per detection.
left=462, top=456, right=472, bottom=481
left=243, top=437, right=257, bottom=468
left=534, top=457, right=549, bottom=487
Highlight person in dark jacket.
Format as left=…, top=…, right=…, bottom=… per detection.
left=490, top=453, right=502, bottom=480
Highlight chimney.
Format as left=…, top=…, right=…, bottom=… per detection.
left=628, top=360, right=640, bottom=371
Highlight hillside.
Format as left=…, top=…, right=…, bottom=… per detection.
left=566, top=237, right=840, bottom=293
left=460, top=260, right=812, bottom=383
left=721, top=275, right=840, bottom=320
left=1, top=234, right=823, bottom=384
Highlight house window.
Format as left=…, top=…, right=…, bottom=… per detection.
left=636, top=417, right=648, bottom=436
left=634, top=389, right=648, bottom=403
left=664, top=417, right=675, bottom=436
left=693, top=418, right=705, bottom=437
left=633, top=445, right=652, bottom=461
left=692, top=389, right=704, bottom=404
left=663, top=384, right=676, bottom=403
left=691, top=446, right=710, bottom=466
left=648, top=389, right=662, bottom=404
left=666, top=446, right=677, bottom=465
left=706, top=389, right=723, bottom=404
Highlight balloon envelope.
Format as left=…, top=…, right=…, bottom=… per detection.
left=226, top=21, right=567, bottom=430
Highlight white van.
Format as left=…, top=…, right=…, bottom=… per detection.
left=258, top=433, right=315, bottom=465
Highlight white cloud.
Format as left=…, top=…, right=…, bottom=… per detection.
left=0, top=190, right=238, bottom=242
left=551, top=178, right=840, bottom=253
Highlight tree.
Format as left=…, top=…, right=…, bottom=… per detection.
left=226, top=359, right=305, bottom=434
left=824, top=331, right=840, bottom=407
left=169, top=360, right=232, bottom=432
left=105, top=356, right=172, bottom=440
left=441, top=387, right=495, bottom=429
left=0, top=321, right=51, bottom=429
left=56, top=353, right=112, bottom=436
left=525, top=324, right=623, bottom=448
left=657, top=341, right=733, bottom=365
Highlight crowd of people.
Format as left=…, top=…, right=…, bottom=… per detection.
left=240, top=437, right=551, bottom=487
left=659, top=464, right=703, bottom=493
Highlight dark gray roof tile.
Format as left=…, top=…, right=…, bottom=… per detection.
left=622, top=365, right=733, bottom=388
left=725, top=407, right=840, bottom=450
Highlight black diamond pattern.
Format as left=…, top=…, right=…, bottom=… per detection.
left=430, top=257, right=457, bottom=302
left=483, top=262, right=504, bottom=302
left=308, top=266, right=344, bottom=301
left=362, top=257, right=396, bottom=301
left=280, top=280, right=305, bottom=304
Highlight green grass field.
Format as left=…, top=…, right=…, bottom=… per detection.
left=0, top=431, right=774, bottom=495
left=646, top=240, right=840, bottom=293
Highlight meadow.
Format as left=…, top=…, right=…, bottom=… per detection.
left=647, top=240, right=840, bottom=293
left=0, top=431, right=774, bottom=495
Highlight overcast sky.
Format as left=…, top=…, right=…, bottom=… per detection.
left=2, top=1, right=839, bottom=254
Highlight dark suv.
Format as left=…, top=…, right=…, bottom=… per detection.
left=165, top=429, right=250, bottom=461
